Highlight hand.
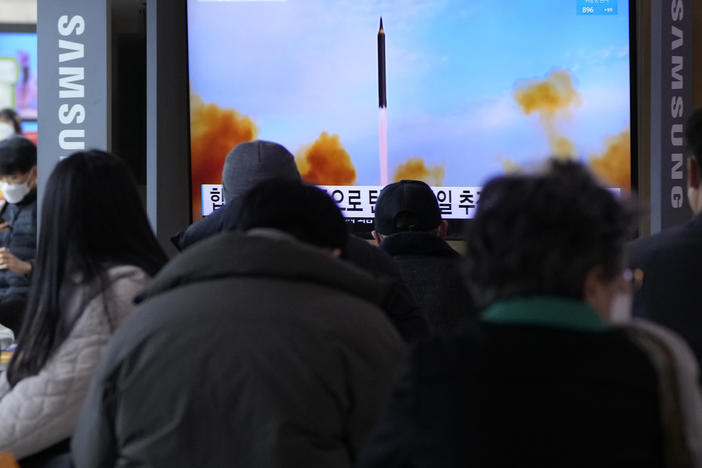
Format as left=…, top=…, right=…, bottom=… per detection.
left=0, top=247, right=31, bottom=275
left=0, top=222, right=10, bottom=232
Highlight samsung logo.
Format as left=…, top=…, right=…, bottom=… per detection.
left=57, top=15, right=86, bottom=154
left=670, top=0, right=684, bottom=208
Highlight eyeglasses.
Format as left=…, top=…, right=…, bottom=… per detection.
left=621, top=268, right=644, bottom=290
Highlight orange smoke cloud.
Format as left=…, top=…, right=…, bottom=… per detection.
left=393, top=158, right=445, bottom=185
left=514, top=69, right=581, bottom=116
left=589, top=129, right=631, bottom=189
left=190, top=92, right=258, bottom=218
left=550, top=135, right=576, bottom=160
left=497, top=155, right=520, bottom=174
left=295, top=132, right=356, bottom=185
left=514, top=69, right=581, bottom=158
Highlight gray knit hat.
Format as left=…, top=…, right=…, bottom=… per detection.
left=221, top=140, right=301, bottom=203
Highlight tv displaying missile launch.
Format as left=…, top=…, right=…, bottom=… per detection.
left=0, top=30, right=38, bottom=122
left=186, top=0, right=632, bottom=225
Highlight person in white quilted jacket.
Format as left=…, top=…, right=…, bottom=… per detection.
left=0, top=324, right=12, bottom=350
left=0, top=150, right=168, bottom=461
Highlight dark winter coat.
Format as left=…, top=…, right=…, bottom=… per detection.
left=170, top=200, right=239, bottom=251
left=379, top=231, right=476, bottom=335
left=629, top=213, right=702, bottom=366
left=173, top=208, right=430, bottom=343
left=358, top=297, right=664, bottom=468
left=0, top=190, right=36, bottom=304
left=72, top=232, right=407, bottom=468
left=343, top=236, right=430, bottom=343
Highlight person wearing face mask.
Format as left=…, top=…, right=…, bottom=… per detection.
left=0, top=109, right=22, bottom=143
left=0, top=136, right=36, bottom=334
left=357, top=160, right=702, bottom=468
left=0, top=109, right=22, bottom=142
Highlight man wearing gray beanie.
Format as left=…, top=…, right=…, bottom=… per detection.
left=171, top=139, right=430, bottom=342
left=171, top=140, right=301, bottom=250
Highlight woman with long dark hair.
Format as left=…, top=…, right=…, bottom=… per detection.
left=0, top=150, right=167, bottom=460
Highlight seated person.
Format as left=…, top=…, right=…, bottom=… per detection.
left=0, top=150, right=167, bottom=461
left=173, top=140, right=429, bottom=342
left=0, top=109, right=21, bottom=142
left=629, top=107, right=702, bottom=366
left=0, top=324, right=12, bottom=351
left=358, top=160, right=702, bottom=468
left=372, top=180, right=476, bottom=334
left=72, top=180, right=406, bottom=468
left=0, top=136, right=37, bottom=333
left=171, top=140, right=301, bottom=250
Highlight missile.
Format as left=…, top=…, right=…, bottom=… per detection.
left=377, top=17, right=388, bottom=185
left=378, top=17, right=387, bottom=108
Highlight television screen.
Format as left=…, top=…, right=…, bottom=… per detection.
left=20, top=119, right=37, bottom=144
left=186, top=0, right=631, bottom=226
left=0, top=31, right=38, bottom=121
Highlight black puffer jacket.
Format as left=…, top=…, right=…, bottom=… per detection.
left=173, top=209, right=430, bottom=343
left=380, top=231, right=476, bottom=335
left=0, top=190, right=36, bottom=303
left=72, top=232, right=407, bottom=468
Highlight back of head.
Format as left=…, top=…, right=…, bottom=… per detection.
left=374, top=180, right=441, bottom=235
left=39, top=150, right=167, bottom=271
left=237, top=179, right=348, bottom=250
left=466, top=160, right=635, bottom=306
left=686, top=107, right=702, bottom=166
left=0, top=136, right=36, bottom=175
left=0, top=108, right=22, bottom=135
left=7, top=150, right=168, bottom=387
left=221, top=140, right=301, bottom=204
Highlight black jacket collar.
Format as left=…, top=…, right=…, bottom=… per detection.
left=380, top=231, right=459, bottom=258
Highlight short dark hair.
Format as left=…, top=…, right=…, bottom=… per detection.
left=685, top=107, right=702, bottom=166
left=0, top=136, right=36, bottom=175
left=237, top=179, right=348, bottom=250
left=466, top=160, right=635, bottom=306
left=0, top=108, right=21, bottom=134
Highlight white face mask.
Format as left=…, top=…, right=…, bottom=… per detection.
left=0, top=122, right=13, bottom=142
left=0, top=179, right=31, bottom=204
left=609, top=292, right=632, bottom=323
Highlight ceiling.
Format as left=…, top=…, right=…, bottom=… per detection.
left=0, top=0, right=36, bottom=24
left=0, top=0, right=145, bottom=31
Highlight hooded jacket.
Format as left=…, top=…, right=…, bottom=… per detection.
left=72, top=232, right=407, bottom=468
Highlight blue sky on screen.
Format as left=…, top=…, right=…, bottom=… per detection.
left=187, top=0, right=630, bottom=185
left=0, top=32, right=38, bottom=114
left=0, top=33, right=37, bottom=75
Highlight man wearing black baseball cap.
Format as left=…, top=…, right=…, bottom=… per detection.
left=373, top=180, right=476, bottom=334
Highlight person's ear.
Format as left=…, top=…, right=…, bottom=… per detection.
left=28, top=165, right=38, bottom=189
left=583, top=265, right=609, bottom=319
left=371, top=230, right=382, bottom=246
left=438, top=220, right=448, bottom=239
left=687, top=157, right=702, bottom=214
left=689, top=157, right=700, bottom=189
